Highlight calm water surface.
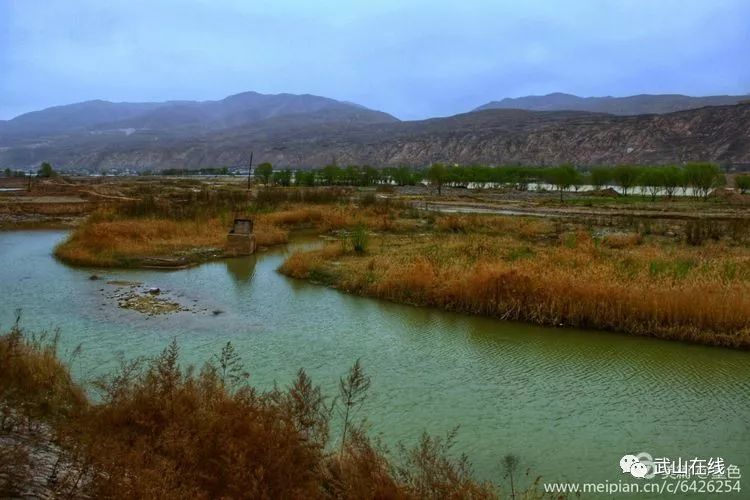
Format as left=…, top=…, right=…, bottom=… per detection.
left=1, top=230, right=748, bottom=496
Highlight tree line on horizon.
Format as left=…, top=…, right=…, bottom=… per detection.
left=248, top=162, right=743, bottom=200
left=6, top=161, right=749, bottom=200
left=2, top=162, right=57, bottom=178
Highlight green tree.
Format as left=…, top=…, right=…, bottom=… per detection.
left=361, top=165, right=380, bottom=186
left=612, top=165, right=640, bottom=196
left=296, top=169, right=316, bottom=186
left=735, top=174, right=750, bottom=194
left=274, top=169, right=292, bottom=186
left=346, top=165, right=363, bottom=186
left=590, top=166, right=613, bottom=190
left=426, top=163, right=448, bottom=195
left=3, top=168, right=11, bottom=177
left=37, top=162, right=55, bottom=178
left=446, top=165, right=468, bottom=188
left=638, top=168, right=666, bottom=201
left=661, top=166, right=683, bottom=199
left=255, top=162, right=273, bottom=185
left=546, top=164, right=581, bottom=202
left=513, top=167, right=532, bottom=191
left=321, top=164, right=342, bottom=185
left=395, top=166, right=419, bottom=186
left=684, top=163, right=721, bottom=199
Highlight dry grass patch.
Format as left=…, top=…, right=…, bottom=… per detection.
left=55, top=217, right=227, bottom=267
left=435, top=214, right=553, bottom=239
left=54, top=203, right=378, bottom=267
left=601, top=232, right=643, bottom=248
left=281, top=227, right=750, bottom=348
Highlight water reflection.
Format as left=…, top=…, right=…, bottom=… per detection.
left=224, top=255, right=257, bottom=283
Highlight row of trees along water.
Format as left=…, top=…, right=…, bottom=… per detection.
left=8, top=161, right=744, bottom=199
left=249, top=162, right=746, bottom=199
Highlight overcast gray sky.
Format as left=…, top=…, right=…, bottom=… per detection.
left=1, top=0, right=748, bottom=120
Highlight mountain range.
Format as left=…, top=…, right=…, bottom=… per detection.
left=0, top=92, right=397, bottom=138
left=1, top=92, right=748, bottom=170
left=474, top=92, right=750, bottom=115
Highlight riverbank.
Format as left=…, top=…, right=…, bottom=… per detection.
left=279, top=213, right=750, bottom=349
left=1, top=324, right=508, bottom=498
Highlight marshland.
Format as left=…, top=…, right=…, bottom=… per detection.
left=21, top=164, right=750, bottom=348
left=2, top=164, right=750, bottom=497
left=4, top=1, right=750, bottom=496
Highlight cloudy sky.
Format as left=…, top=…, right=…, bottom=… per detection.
left=1, top=0, right=748, bottom=120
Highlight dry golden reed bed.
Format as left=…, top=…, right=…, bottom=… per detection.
left=280, top=214, right=750, bottom=348
left=53, top=204, right=377, bottom=267
left=53, top=185, right=750, bottom=347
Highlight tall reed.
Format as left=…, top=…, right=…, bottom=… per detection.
left=280, top=229, right=750, bottom=348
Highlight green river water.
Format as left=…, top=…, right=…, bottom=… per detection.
left=1, top=230, right=748, bottom=497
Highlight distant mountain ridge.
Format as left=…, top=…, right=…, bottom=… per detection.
left=474, top=92, right=750, bottom=115
left=0, top=91, right=399, bottom=138
left=1, top=102, right=748, bottom=170
left=1, top=91, right=749, bottom=170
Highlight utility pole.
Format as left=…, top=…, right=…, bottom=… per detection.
left=246, top=151, right=254, bottom=190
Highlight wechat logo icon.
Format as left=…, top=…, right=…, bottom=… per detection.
left=620, top=452, right=654, bottom=479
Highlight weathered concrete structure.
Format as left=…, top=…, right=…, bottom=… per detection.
left=226, top=218, right=256, bottom=256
